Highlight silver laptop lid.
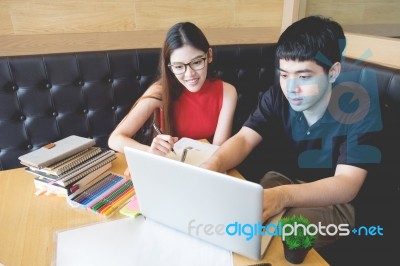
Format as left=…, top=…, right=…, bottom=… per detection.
left=124, top=146, right=264, bottom=260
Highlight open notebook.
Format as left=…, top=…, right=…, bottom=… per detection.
left=165, top=137, right=219, bottom=166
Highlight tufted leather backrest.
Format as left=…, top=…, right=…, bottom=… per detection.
left=0, top=44, right=399, bottom=174
left=0, top=49, right=160, bottom=170
left=339, top=58, right=400, bottom=202
left=0, top=44, right=276, bottom=170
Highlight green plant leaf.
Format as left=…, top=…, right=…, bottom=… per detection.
left=279, top=214, right=318, bottom=250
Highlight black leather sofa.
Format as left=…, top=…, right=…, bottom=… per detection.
left=0, top=44, right=399, bottom=265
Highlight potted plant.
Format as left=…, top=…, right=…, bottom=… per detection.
left=279, top=215, right=318, bottom=264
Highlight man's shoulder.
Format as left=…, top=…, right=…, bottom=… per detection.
left=259, top=84, right=286, bottom=108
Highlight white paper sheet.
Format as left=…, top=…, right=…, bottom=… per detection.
left=55, top=216, right=232, bottom=266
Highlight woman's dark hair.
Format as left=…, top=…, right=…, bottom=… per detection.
left=276, top=16, right=346, bottom=73
left=159, top=22, right=212, bottom=135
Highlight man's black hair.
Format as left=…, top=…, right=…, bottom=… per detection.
left=276, top=16, right=346, bottom=73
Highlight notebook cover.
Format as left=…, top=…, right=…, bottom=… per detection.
left=19, top=135, right=96, bottom=169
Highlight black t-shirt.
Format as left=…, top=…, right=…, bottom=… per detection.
left=243, top=83, right=382, bottom=182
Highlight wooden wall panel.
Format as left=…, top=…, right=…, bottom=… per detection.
left=306, top=0, right=400, bottom=25
left=305, top=0, right=400, bottom=39
left=0, top=27, right=281, bottom=57
left=0, top=0, right=284, bottom=56
left=234, top=0, right=282, bottom=27
left=134, top=1, right=235, bottom=30
left=345, top=32, right=400, bottom=68
left=1, top=0, right=399, bottom=70
left=0, top=0, right=283, bottom=35
left=9, top=0, right=135, bottom=34
left=0, top=2, right=13, bottom=35
left=134, top=0, right=283, bottom=29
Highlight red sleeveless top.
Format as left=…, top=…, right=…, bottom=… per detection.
left=173, top=79, right=223, bottom=140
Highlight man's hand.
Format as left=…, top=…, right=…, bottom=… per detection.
left=262, top=186, right=288, bottom=222
left=199, top=156, right=222, bottom=172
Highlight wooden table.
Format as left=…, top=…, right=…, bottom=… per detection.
left=0, top=153, right=329, bottom=266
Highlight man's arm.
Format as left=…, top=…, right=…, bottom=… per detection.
left=201, top=126, right=262, bottom=172
left=262, top=164, right=367, bottom=221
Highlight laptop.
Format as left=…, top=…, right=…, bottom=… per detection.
left=124, top=146, right=283, bottom=260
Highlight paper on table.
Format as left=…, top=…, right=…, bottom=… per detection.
left=135, top=218, right=232, bottom=266
left=55, top=216, right=232, bottom=266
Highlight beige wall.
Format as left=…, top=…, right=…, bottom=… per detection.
left=305, top=0, right=400, bottom=37
left=0, top=0, right=283, bottom=36
left=0, top=0, right=399, bottom=69
left=0, top=0, right=283, bottom=56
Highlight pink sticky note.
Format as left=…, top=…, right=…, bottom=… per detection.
left=119, top=195, right=141, bottom=217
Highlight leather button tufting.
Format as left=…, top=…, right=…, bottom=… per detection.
left=108, top=78, right=113, bottom=83
left=46, top=83, right=52, bottom=89
left=27, top=144, right=32, bottom=149
left=52, top=112, right=58, bottom=117
left=83, top=109, right=88, bottom=114
left=111, top=106, right=117, bottom=111
left=11, top=84, right=18, bottom=91
left=78, top=80, right=84, bottom=86
left=135, top=75, right=141, bottom=80
left=20, top=115, right=26, bottom=121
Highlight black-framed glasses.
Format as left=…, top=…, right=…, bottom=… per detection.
left=168, top=55, right=207, bottom=75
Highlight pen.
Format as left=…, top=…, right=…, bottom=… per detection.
left=152, top=123, right=176, bottom=155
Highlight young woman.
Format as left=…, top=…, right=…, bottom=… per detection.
left=108, top=22, right=237, bottom=156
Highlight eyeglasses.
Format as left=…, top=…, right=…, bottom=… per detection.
left=168, top=55, right=207, bottom=75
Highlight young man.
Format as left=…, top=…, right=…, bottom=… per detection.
left=201, top=16, right=381, bottom=249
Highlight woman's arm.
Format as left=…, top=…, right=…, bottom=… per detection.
left=108, top=84, right=167, bottom=153
left=212, top=81, right=238, bottom=145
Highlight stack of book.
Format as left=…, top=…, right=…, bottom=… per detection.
left=19, top=135, right=116, bottom=197
left=19, top=135, right=134, bottom=217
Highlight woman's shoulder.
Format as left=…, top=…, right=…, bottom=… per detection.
left=221, top=81, right=237, bottom=98
left=221, top=80, right=236, bottom=90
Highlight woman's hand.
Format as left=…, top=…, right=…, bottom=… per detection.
left=148, top=135, right=178, bottom=155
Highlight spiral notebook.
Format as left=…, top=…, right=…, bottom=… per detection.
left=19, top=135, right=96, bottom=169
left=56, top=150, right=116, bottom=186
left=26, top=149, right=116, bottom=187
left=42, top=147, right=102, bottom=176
left=34, top=162, right=112, bottom=196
